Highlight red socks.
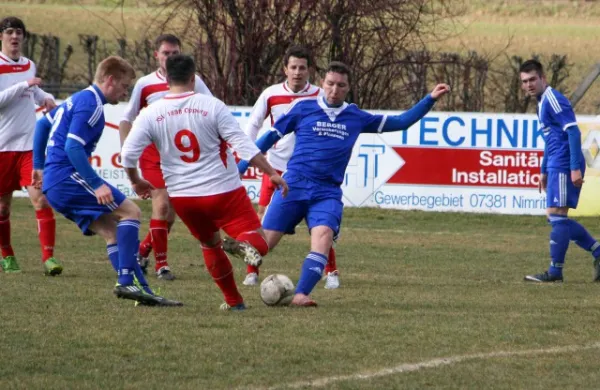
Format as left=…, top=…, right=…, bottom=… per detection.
left=0, top=213, right=14, bottom=258
left=150, top=219, right=169, bottom=271
left=35, top=208, right=56, bottom=262
left=202, top=243, right=243, bottom=306
left=139, top=232, right=153, bottom=258
left=325, top=246, right=337, bottom=274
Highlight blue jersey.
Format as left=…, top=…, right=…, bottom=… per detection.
left=43, top=85, right=107, bottom=191
left=273, top=96, right=388, bottom=186
left=537, top=86, right=583, bottom=171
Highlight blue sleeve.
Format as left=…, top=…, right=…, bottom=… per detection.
left=541, top=142, right=548, bottom=174
left=237, top=130, right=282, bottom=174
left=272, top=103, right=302, bottom=136
left=33, top=114, right=53, bottom=170
left=546, top=94, right=577, bottom=131
left=567, top=126, right=582, bottom=170
left=362, top=95, right=436, bottom=133
left=69, top=96, right=102, bottom=145
left=65, top=138, right=104, bottom=190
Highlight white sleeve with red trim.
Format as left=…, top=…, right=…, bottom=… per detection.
left=244, top=89, right=269, bottom=141
left=121, top=79, right=143, bottom=123
left=121, top=109, right=154, bottom=168
left=0, top=80, right=29, bottom=108
left=194, top=75, right=213, bottom=96
left=32, top=86, right=55, bottom=106
left=217, top=100, right=260, bottom=161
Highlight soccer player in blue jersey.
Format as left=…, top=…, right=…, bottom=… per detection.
left=520, top=60, right=600, bottom=283
left=238, top=61, right=450, bottom=306
left=32, top=56, right=181, bottom=306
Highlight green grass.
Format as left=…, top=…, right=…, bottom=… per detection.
left=2, top=198, right=600, bottom=389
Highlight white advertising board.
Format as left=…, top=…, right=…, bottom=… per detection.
left=24, top=103, right=600, bottom=216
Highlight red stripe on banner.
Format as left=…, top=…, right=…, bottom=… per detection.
left=106, top=122, right=118, bottom=130
left=387, top=147, right=544, bottom=188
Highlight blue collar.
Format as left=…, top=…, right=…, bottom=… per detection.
left=91, top=84, right=108, bottom=105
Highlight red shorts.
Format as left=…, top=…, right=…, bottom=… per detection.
left=0, top=151, right=33, bottom=196
left=170, top=186, right=261, bottom=243
left=139, top=144, right=166, bottom=189
left=258, top=169, right=283, bottom=207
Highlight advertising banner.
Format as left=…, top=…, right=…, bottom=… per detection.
left=24, top=103, right=600, bottom=216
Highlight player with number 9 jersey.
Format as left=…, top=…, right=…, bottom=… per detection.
left=121, top=55, right=287, bottom=310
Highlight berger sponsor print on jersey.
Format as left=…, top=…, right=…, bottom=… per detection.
left=24, top=103, right=600, bottom=216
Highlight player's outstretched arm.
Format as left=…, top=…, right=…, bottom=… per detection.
left=376, top=84, right=450, bottom=133
left=248, top=153, right=288, bottom=197
left=237, top=130, right=282, bottom=174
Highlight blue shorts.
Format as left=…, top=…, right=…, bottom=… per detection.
left=546, top=169, right=583, bottom=209
left=262, top=173, right=343, bottom=237
left=44, top=173, right=126, bottom=235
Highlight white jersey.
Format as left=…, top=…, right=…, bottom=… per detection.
left=121, top=70, right=212, bottom=123
left=122, top=92, right=260, bottom=197
left=0, top=53, right=54, bottom=151
left=245, top=82, right=322, bottom=171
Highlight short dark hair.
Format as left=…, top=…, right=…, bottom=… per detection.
left=519, top=59, right=544, bottom=77
left=0, top=17, right=26, bottom=36
left=284, top=45, right=313, bottom=67
left=166, top=54, right=195, bottom=85
left=154, top=34, right=181, bottom=51
left=325, top=61, right=352, bottom=84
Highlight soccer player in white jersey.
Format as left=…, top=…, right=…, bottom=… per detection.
left=235, top=46, right=341, bottom=289
left=0, top=17, right=61, bottom=275
left=520, top=60, right=600, bottom=283
left=119, top=34, right=212, bottom=281
left=121, top=55, right=288, bottom=310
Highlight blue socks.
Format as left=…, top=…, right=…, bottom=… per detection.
left=116, top=219, right=140, bottom=286
left=548, top=214, right=569, bottom=278
left=567, top=219, right=600, bottom=258
left=295, top=252, right=327, bottom=295
left=106, top=243, right=119, bottom=271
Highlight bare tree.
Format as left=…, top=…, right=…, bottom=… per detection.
left=144, top=0, right=463, bottom=106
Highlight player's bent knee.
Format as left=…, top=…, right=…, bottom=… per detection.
left=152, top=200, right=170, bottom=219
left=115, top=199, right=142, bottom=221
left=547, top=206, right=569, bottom=216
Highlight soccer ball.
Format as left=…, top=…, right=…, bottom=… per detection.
left=260, top=274, right=295, bottom=306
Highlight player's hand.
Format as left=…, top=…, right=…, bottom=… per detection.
left=132, top=179, right=155, bottom=200
left=538, top=173, right=547, bottom=193
left=430, top=84, right=451, bottom=100
left=270, top=174, right=288, bottom=198
left=571, top=169, right=584, bottom=188
left=42, top=98, right=56, bottom=111
left=94, top=184, right=115, bottom=205
left=27, top=77, right=42, bottom=87
left=31, top=170, right=43, bottom=190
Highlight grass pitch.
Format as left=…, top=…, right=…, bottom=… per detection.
left=2, top=198, right=600, bottom=389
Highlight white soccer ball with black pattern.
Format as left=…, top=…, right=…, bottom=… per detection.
left=260, top=274, right=295, bottom=306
